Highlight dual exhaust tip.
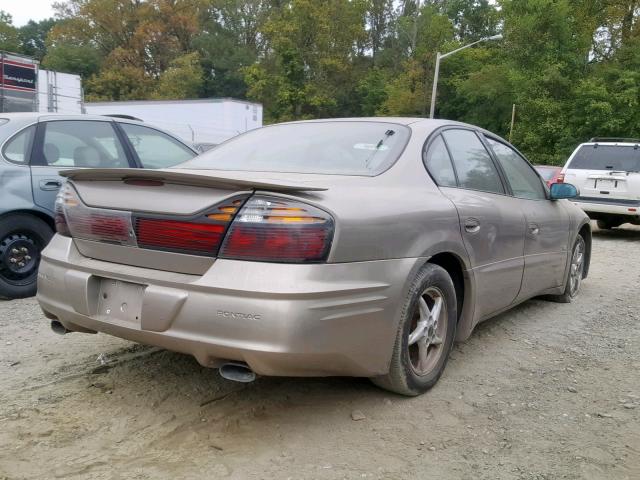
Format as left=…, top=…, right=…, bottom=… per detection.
left=50, top=320, right=256, bottom=383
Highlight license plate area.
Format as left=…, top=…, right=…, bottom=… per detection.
left=97, top=278, right=145, bottom=324
left=595, top=178, right=625, bottom=191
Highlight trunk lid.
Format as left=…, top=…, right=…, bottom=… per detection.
left=62, top=168, right=326, bottom=214
left=61, top=168, right=327, bottom=274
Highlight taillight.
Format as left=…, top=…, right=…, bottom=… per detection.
left=54, top=184, right=71, bottom=237
left=135, top=219, right=226, bottom=254
left=56, top=183, right=136, bottom=245
left=133, top=199, right=244, bottom=256
left=219, top=196, right=334, bottom=263
left=557, top=173, right=565, bottom=183
left=56, top=187, right=333, bottom=263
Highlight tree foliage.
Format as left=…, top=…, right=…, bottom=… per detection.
left=2, top=0, right=640, bottom=164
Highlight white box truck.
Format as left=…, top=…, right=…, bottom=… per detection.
left=38, top=69, right=83, bottom=114
left=84, top=98, right=263, bottom=149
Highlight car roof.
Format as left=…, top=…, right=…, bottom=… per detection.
left=282, top=117, right=477, bottom=127
left=0, top=112, right=146, bottom=124
left=577, top=141, right=640, bottom=147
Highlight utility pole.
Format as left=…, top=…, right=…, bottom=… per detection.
left=509, top=104, right=516, bottom=142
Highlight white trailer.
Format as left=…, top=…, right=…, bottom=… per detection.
left=37, top=69, right=83, bottom=114
left=84, top=98, right=263, bottom=146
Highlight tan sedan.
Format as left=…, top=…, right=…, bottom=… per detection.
left=37, top=118, right=590, bottom=395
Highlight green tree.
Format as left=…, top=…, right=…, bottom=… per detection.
left=84, top=65, right=153, bottom=101
left=153, top=52, right=204, bottom=99
left=243, top=0, right=368, bottom=121
left=42, top=43, right=102, bottom=77
left=18, top=18, right=57, bottom=61
left=0, top=11, right=20, bottom=52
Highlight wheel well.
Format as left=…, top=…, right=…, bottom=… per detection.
left=0, top=210, right=55, bottom=232
left=428, top=252, right=465, bottom=322
left=578, top=223, right=592, bottom=279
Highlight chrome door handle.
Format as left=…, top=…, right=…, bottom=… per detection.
left=528, top=223, right=540, bottom=235
left=464, top=218, right=481, bottom=233
left=39, top=179, right=62, bottom=191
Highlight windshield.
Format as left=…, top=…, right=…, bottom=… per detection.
left=178, top=121, right=411, bottom=176
left=570, top=145, right=640, bottom=171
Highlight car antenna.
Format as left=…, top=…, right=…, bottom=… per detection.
left=365, top=130, right=395, bottom=169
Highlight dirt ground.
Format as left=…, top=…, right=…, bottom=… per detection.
left=1, top=224, right=639, bottom=480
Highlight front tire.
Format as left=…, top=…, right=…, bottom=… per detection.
left=0, top=214, right=53, bottom=300
left=371, top=263, right=457, bottom=396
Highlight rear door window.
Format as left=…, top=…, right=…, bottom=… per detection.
left=38, top=121, right=130, bottom=168
left=442, top=129, right=505, bottom=194
left=569, top=145, right=640, bottom=171
left=119, top=123, right=195, bottom=169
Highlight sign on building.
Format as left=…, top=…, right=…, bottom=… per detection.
left=0, top=52, right=38, bottom=112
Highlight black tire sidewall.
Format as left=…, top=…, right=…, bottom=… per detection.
left=0, top=214, right=53, bottom=299
left=399, top=265, right=457, bottom=393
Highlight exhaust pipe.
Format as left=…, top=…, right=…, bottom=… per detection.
left=219, top=362, right=256, bottom=383
left=51, top=320, right=71, bottom=335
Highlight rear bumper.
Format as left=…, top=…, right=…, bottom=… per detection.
left=37, top=235, right=421, bottom=377
left=572, top=197, right=640, bottom=218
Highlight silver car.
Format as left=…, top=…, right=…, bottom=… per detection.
left=0, top=113, right=197, bottom=299
left=37, top=118, right=591, bottom=395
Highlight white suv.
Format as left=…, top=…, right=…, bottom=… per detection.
left=562, top=138, right=640, bottom=229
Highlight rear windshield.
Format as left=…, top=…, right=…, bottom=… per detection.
left=535, top=166, right=558, bottom=180
left=178, top=121, right=411, bottom=176
left=569, top=145, right=640, bottom=171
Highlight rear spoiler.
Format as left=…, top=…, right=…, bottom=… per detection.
left=61, top=168, right=327, bottom=192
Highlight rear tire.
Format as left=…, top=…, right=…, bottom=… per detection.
left=547, top=235, right=586, bottom=304
left=596, top=220, right=612, bottom=230
left=371, top=263, right=457, bottom=396
left=0, top=214, right=53, bottom=300
left=596, top=218, right=623, bottom=230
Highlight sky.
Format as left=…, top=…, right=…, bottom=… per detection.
left=1, top=0, right=56, bottom=26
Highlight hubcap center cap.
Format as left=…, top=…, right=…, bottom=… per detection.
left=1, top=236, right=37, bottom=276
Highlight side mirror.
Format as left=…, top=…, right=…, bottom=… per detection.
left=550, top=182, right=578, bottom=200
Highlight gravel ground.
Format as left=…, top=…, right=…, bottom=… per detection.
left=0, top=224, right=639, bottom=480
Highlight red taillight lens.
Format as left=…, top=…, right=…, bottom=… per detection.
left=135, top=218, right=226, bottom=255
left=56, top=188, right=333, bottom=263
left=54, top=184, right=71, bottom=237
left=219, top=196, right=333, bottom=263
left=557, top=173, right=565, bottom=183
left=55, top=183, right=135, bottom=245
left=133, top=198, right=244, bottom=255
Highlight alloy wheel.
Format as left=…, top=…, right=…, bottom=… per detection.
left=568, top=238, right=585, bottom=297
left=408, top=286, right=448, bottom=376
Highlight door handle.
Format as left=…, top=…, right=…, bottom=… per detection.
left=39, top=179, right=62, bottom=191
left=528, top=223, right=540, bottom=235
left=464, top=218, right=481, bottom=234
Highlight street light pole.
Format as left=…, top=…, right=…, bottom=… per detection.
left=429, top=34, right=503, bottom=119
left=429, top=52, right=441, bottom=119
